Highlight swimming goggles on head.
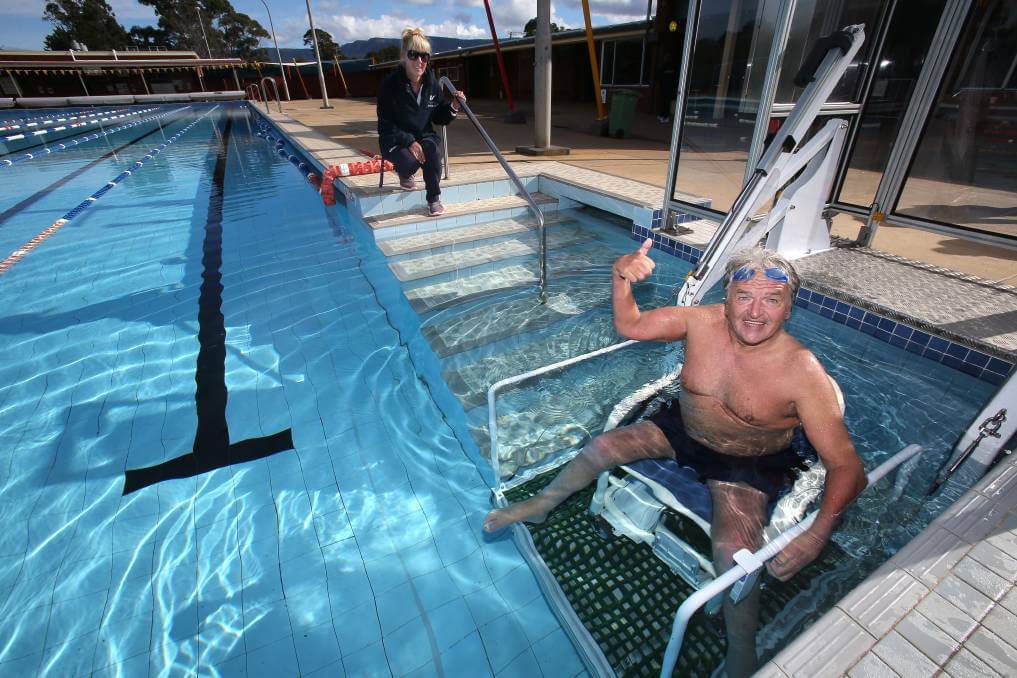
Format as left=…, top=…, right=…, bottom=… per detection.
left=730, top=265, right=789, bottom=283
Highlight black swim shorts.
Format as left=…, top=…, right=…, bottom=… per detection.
left=647, top=400, right=812, bottom=501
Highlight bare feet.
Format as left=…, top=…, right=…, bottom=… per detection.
left=482, top=501, right=549, bottom=532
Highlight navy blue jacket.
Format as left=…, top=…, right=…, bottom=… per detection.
left=377, top=68, right=457, bottom=153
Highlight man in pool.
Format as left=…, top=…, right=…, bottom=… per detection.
left=483, top=241, right=866, bottom=677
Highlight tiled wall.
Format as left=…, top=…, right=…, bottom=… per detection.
left=630, top=224, right=1015, bottom=386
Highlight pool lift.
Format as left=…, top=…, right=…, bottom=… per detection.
left=485, top=23, right=949, bottom=677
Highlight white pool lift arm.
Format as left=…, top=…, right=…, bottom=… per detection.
left=676, top=25, right=866, bottom=308
left=658, top=444, right=924, bottom=678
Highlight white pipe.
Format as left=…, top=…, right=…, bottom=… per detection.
left=658, top=443, right=924, bottom=678
left=487, top=339, right=639, bottom=485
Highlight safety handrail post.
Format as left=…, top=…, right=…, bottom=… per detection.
left=437, top=75, right=545, bottom=304
left=657, top=443, right=925, bottom=678
left=260, top=77, right=283, bottom=114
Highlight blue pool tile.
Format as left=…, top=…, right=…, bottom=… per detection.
left=513, top=597, right=559, bottom=645
left=959, top=361, right=983, bottom=377
left=874, top=329, right=892, bottom=343
left=965, top=351, right=990, bottom=368
left=335, top=601, right=382, bottom=656
left=794, top=298, right=809, bottom=309
left=821, top=295, right=837, bottom=309
left=833, top=312, right=848, bottom=325
left=41, top=630, right=99, bottom=676
left=889, top=334, right=909, bottom=350
left=247, top=635, right=299, bottom=677
left=341, top=639, right=390, bottom=675
left=313, top=510, right=354, bottom=547
left=863, top=312, right=882, bottom=326
left=464, top=586, right=511, bottom=628
left=243, top=601, right=293, bottom=651
left=445, top=549, right=494, bottom=596
left=413, top=569, right=461, bottom=612
left=892, top=324, right=912, bottom=339
left=363, top=553, right=410, bottom=595
left=305, top=660, right=346, bottom=677
left=376, top=582, right=420, bottom=635
left=929, top=336, right=949, bottom=352
left=294, top=622, right=341, bottom=674
left=495, top=648, right=541, bottom=678
left=798, top=289, right=812, bottom=302
left=877, top=317, right=896, bottom=332
left=942, top=355, right=965, bottom=371
left=398, top=539, right=445, bottom=580
left=384, top=620, right=436, bottom=676
left=846, top=317, right=862, bottom=330
left=835, top=301, right=851, bottom=314
left=494, top=565, right=542, bottom=609
left=905, top=341, right=926, bottom=355
left=819, top=307, right=834, bottom=320
left=428, top=598, right=477, bottom=654
left=433, top=516, right=481, bottom=565
left=532, top=628, right=584, bottom=677
left=924, top=348, right=944, bottom=363
left=848, top=306, right=865, bottom=320
left=910, top=330, right=931, bottom=346
left=479, top=613, right=531, bottom=673
left=92, top=652, right=150, bottom=678
left=983, top=371, right=1005, bottom=386
left=987, top=357, right=1012, bottom=375
left=946, top=343, right=969, bottom=360
left=807, top=302, right=822, bottom=314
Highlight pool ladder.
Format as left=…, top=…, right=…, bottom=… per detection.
left=437, top=76, right=546, bottom=304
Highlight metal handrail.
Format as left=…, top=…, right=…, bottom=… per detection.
left=244, top=84, right=260, bottom=102
left=260, top=77, right=283, bottom=114
left=487, top=339, right=640, bottom=486
left=437, top=75, right=546, bottom=304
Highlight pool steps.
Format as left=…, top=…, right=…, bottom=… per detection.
left=364, top=192, right=559, bottom=238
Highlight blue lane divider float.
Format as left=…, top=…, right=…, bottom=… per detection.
left=1, top=107, right=159, bottom=142
left=2, top=106, right=192, bottom=168
left=0, top=105, right=220, bottom=276
left=0, top=106, right=135, bottom=132
left=253, top=118, right=320, bottom=185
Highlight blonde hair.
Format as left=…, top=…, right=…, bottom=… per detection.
left=401, top=27, right=432, bottom=57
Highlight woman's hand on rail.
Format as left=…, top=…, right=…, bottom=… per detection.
left=766, top=528, right=827, bottom=581
left=450, top=90, right=466, bottom=111
left=409, top=141, right=425, bottom=164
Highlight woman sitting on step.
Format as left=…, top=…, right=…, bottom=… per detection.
left=377, top=27, right=466, bottom=217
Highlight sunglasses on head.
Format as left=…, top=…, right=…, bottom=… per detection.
left=730, top=265, right=789, bottom=283
left=406, top=50, right=430, bottom=62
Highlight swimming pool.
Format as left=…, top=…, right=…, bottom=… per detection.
left=0, top=103, right=584, bottom=676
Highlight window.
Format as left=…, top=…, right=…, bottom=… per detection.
left=600, top=38, right=647, bottom=86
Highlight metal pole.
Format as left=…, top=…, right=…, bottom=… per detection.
left=482, top=0, right=516, bottom=113
left=304, top=0, right=333, bottom=109
left=258, top=0, right=291, bottom=101
left=232, top=66, right=241, bottom=91
left=6, top=70, right=23, bottom=97
left=77, top=69, right=90, bottom=96
left=534, top=0, right=552, bottom=148
left=139, top=69, right=151, bottom=94
left=441, top=124, right=450, bottom=180
left=662, top=0, right=703, bottom=232
left=196, top=6, right=213, bottom=59
left=581, top=0, right=606, bottom=120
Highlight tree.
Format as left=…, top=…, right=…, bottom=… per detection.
left=366, top=45, right=400, bottom=64
left=523, top=17, right=565, bottom=37
left=129, top=25, right=170, bottom=49
left=303, top=28, right=341, bottom=59
left=43, top=0, right=131, bottom=50
left=134, top=0, right=268, bottom=60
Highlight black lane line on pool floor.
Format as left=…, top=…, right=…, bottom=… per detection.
left=0, top=124, right=169, bottom=227
left=123, top=115, right=293, bottom=495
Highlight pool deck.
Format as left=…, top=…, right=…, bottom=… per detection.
left=258, top=99, right=1016, bottom=677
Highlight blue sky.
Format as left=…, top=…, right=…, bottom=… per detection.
left=0, top=0, right=656, bottom=51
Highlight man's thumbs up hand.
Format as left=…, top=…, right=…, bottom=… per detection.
left=613, top=237, right=655, bottom=283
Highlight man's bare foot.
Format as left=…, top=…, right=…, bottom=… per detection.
left=482, top=502, right=548, bottom=532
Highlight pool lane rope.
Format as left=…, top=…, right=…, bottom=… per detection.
left=1, top=107, right=159, bottom=142
left=0, top=106, right=135, bottom=132
left=253, top=117, right=392, bottom=205
left=2, top=106, right=191, bottom=167
left=0, top=105, right=220, bottom=276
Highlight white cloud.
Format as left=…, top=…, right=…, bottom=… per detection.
left=301, top=13, right=488, bottom=43
left=561, top=0, right=655, bottom=22
left=107, top=0, right=159, bottom=23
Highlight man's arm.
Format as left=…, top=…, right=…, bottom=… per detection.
left=767, top=357, right=866, bottom=581
left=613, top=238, right=696, bottom=342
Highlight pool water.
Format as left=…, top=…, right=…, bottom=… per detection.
left=0, top=104, right=584, bottom=676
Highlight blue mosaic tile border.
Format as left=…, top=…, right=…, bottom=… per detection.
left=649, top=208, right=698, bottom=230
left=630, top=225, right=1014, bottom=386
